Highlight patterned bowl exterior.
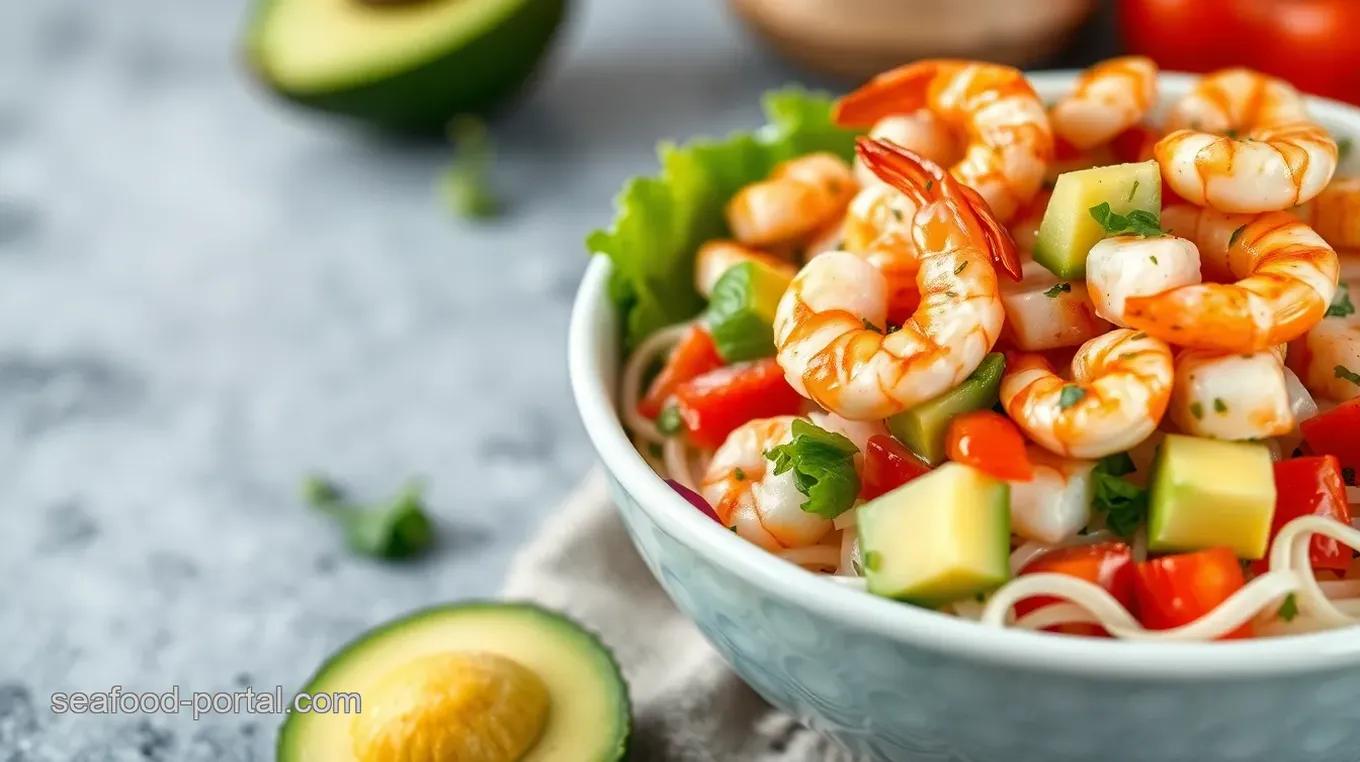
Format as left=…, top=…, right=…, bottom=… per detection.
left=603, top=471, right=1360, bottom=762
left=571, top=73, right=1360, bottom=762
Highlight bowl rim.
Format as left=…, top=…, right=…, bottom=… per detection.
left=569, top=69, right=1360, bottom=679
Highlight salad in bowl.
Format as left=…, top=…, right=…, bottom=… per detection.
left=593, top=57, right=1360, bottom=644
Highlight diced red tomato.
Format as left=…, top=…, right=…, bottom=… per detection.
left=1300, top=398, right=1360, bottom=476
left=1015, top=542, right=1138, bottom=637
left=860, top=434, right=932, bottom=500
left=1134, top=547, right=1251, bottom=639
left=1053, top=135, right=1085, bottom=162
left=1109, top=125, right=1159, bottom=164
left=1121, top=0, right=1360, bottom=106
left=636, top=324, right=724, bottom=419
left=1253, top=456, right=1354, bottom=575
left=945, top=411, right=1034, bottom=482
left=672, top=358, right=804, bottom=450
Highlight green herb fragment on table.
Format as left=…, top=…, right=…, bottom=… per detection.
left=442, top=116, right=501, bottom=220
left=303, top=475, right=435, bottom=560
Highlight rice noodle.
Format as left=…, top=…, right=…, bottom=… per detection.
left=778, top=544, right=842, bottom=569
left=619, top=321, right=695, bottom=444
left=985, top=570, right=1301, bottom=641
left=832, top=506, right=859, bottom=531
left=1008, top=531, right=1117, bottom=575
left=837, top=525, right=861, bottom=576
left=981, top=514, right=1360, bottom=641
left=663, top=437, right=697, bottom=492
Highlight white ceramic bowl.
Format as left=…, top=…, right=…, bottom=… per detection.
left=570, top=72, right=1360, bottom=762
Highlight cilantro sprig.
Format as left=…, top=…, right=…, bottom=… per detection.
left=1090, top=453, right=1149, bottom=541
left=1089, top=202, right=1164, bottom=238
left=303, top=475, right=435, bottom=560
left=442, top=116, right=501, bottom=219
left=764, top=420, right=861, bottom=519
left=1326, top=283, right=1354, bottom=319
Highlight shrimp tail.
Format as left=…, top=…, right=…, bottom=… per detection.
left=833, top=60, right=961, bottom=127
left=856, top=137, right=1024, bottom=282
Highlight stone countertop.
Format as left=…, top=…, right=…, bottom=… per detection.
left=0, top=0, right=1114, bottom=758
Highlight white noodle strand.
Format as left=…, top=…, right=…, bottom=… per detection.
left=619, top=321, right=695, bottom=444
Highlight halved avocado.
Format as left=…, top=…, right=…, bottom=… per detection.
left=245, top=0, right=568, bottom=132
left=277, top=602, right=630, bottom=761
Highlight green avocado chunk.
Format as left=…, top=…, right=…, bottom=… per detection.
left=276, top=602, right=630, bottom=762
left=1146, top=434, right=1278, bottom=560
left=858, top=462, right=1011, bottom=606
left=886, top=353, right=1006, bottom=465
left=245, top=0, right=568, bottom=131
left=705, top=259, right=794, bottom=363
left=1033, top=161, right=1162, bottom=280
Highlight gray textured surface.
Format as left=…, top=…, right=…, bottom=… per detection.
left=0, top=0, right=799, bottom=758
left=0, top=0, right=1114, bottom=757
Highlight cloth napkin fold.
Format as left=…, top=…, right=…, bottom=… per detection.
left=501, top=469, right=861, bottom=762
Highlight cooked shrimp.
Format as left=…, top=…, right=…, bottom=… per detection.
left=1008, top=447, right=1095, bottom=544
left=999, top=257, right=1112, bottom=352
left=773, top=139, right=1016, bottom=421
left=834, top=59, right=1053, bottom=223
left=726, top=153, right=857, bottom=249
left=841, top=183, right=925, bottom=323
left=699, top=416, right=834, bottom=552
left=1291, top=177, right=1360, bottom=251
left=1050, top=56, right=1159, bottom=151
left=1000, top=329, right=1175, bottom=459
left=694, top=240, right=797, bottom=298
left=1169, top=347, right=1294, bottom=440
left=1084, top=234, right=1202, bottom=328
left=1122, top=205, right=1340, bottom=353
left=1288, top=309, right=1360, bottom=402
left=1155, top=68, right=1337, bottom=213
left=851, top=110, right=962, bottom=189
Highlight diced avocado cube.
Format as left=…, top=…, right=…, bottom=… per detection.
left=1147, top=434, right=1278, bottom=560
left=705, top=260, right=794, bottom=362
left=858, top=462, right=1011, bottom=606
left=1033, top=160, right=1162, bottom=280
left=887, top=353, right=1005, bottom=465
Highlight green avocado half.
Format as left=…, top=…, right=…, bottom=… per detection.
left=244, top=0, right=568, bottom=132
left=276, top=601, right=630, bottom=761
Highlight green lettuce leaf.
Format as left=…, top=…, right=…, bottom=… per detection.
left=585, top=87, right=861, bottom=349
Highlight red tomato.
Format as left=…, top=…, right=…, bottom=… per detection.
left=636, top=324, right=724, bottom=419
left=1134, top=548, right=1252, bottom=639
left=1121, top=0, right=1360, bottom=105
left=1300, top=397, right=1360, bottom=475
left=1109, top=125, right=1159, bottom=164
left=945, top=411, right=1034, bottom=482
left=1015, top=543, right=1138, bottom=637
left=1240, top=0, right=1360, bottom=105
left=860, top=434, right=932, bottom=500
left=1253, top=456, right=1354, bottom=575
left=1119, top=0, right=1238, bottom=75
left=672, top=358, right=804, bottom=450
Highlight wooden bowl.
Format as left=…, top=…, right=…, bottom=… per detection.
left=729, top=0, right=1096, bottom=82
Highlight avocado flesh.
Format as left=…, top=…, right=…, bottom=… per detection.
left=705, top=260, right=794, bottom=362
left=887, top=353, right=1006, bottom=465
left=277, top=602, right=629, bottom=762
left=1033, top=161, right=1162, bottom=280
left=1147, top=434, right=1278, bottom=560
left=858, top=462, right=1011, bottom=607
left=246, top=0, right=567, bottom=131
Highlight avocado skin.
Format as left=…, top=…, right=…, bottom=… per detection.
left=245, top=0, right=569, bottom=133
left=275, top=600, right=631, bottom=761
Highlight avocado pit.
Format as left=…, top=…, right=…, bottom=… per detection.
left=350, top=651, right=549, bottom=762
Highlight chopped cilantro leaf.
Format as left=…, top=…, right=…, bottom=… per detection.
left=1326, top=283, right=1354, bottom=318
left=764, top=420, right=861, bottom=519
left=1044, top=282, right=1073, bottom=298
left=1089, top=202, right=1164, bottom=238
left=1058, top=385, right=1086, bottom=409
left=1336, top=365, right=1360, bottom=387
left=656, top=404, right=683, bottom=436
left=1214, top=398, right=1227, bottom=414
left=1229, top=225, right=1246, bottom=247
left=1090, top=453, right=1148, bottom=541
left=1190, top=401, right=1204, bottom=419
left=1277, top=593, right=1299, bottom=622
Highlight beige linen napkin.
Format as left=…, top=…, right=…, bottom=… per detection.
left=501, top=469, right=862, bottom=762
